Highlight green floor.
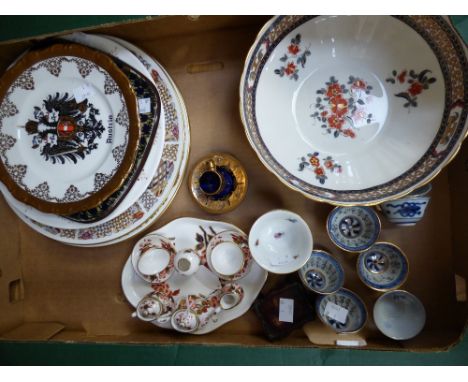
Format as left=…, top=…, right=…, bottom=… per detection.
left=0, top=15, right=467, bottom=365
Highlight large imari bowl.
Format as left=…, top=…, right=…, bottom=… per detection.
left=240, top=16, right=468, bottom=206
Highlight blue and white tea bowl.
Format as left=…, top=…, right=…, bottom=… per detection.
left=357, top=242, right=409, bottom=291
left=373, top=290, right=426, bottom=340
left=298, top=250, right=344, bottom=294
left=316, top=288, right=367, bottom=333
left=327, top=206, right=381, bottom=252
left=379, top=183, right=432, bottom=226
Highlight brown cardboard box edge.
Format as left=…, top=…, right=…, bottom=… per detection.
left=0, top=15, right=467, bottom=352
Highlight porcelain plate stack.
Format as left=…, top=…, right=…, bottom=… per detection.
left=0, top=33, right=190, bottom=247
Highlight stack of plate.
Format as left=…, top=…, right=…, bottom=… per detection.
left=0, top=33, right=190, bottom=247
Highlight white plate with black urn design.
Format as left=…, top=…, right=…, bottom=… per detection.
left=0, top=43, right=140, bottom=214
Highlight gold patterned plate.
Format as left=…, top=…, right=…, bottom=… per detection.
left=6, top=38, right=190, bottom=247
left=0, top=43, right=140, bottom=214
left=240, top=16, right=467, bottom=206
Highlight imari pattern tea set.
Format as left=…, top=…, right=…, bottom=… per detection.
left=0, top=16, right=466, bottom=341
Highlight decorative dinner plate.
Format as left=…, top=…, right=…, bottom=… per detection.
left=240, top=16, right=468, bottom=205
left=2, top=34, right=167, bottom=229
left=0, top=43, right=140, bottom=214
left=7, top=37, right=190, bottom=246
left=121, top=218, right=268, bottom=335
left=65, top=61, right=161, bottom=223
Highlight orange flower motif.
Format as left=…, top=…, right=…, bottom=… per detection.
left=397, top=70, right=407, bottom=83
left=314, top=167, right=325, bottom=176
left=408, top=82, right=424, bottom=96
left=327, top=115, right=345, bottom=130
left=352, top=79, right=367, bottom=90
left=284, top=62, right=296, bottom=75
left=288, top=44, right=300, bottom=55
left=330, top=96, right=348, bottom=117
left=309, top=156, right=320, bottom=167
left=326, top=83, right=342, bottom=98
left=324, top=160, right=334, bottom=169
left=342, top=129, right=356, bottom=138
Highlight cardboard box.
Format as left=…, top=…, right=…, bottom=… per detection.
left=0, top=16, right=467, bottom=352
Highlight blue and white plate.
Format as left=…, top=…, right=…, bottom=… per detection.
left=327, top=206, right=381, bottom=252
left=316, top=288, right=367, bottom=333
left=357, top=242, right=409, bottom=291
left=298, top=250, right=344, bottom=294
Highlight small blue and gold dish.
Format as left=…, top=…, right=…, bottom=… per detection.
left=379, top=183, right=432, bottom=226
left=189, top=153, right=248, bottom=214
left=357, top=242, right=409, bottom=291
left=327, top=206, right=381, bottom=252
left=316, top=288, right=367, bottom=333
left=298, top=250, right=344, bottom=294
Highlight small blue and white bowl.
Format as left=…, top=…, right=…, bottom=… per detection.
left=373, top=290, right=426, bottom=340
left=357, top=242, right=409, bottom=291
left=316, top=288, right=368, bottom=333
left=298, top=250, right=344, bottom=294
left=327, top=206, right=381, bottom=253
left=379, top=183, right=432, bottom=226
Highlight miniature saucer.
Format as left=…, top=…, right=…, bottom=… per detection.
left=298, top=250, right=344, bottom=294
left=373, top=290, right=426, bottom=340
left=327, top=206, right=381, bottom=252
left=316, top=288, right=368, bottom=333
left=131, top=233, right=176, bottom=283
left=249, top=210, right=313, bottom=274
left=206, top=230, right=253, bottom=281
left=357, top=242, right=409, bottom=291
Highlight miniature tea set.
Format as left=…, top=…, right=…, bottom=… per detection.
left=1, top=15, right=462, bottom=342
left=121, top=218, right=267, bottom=334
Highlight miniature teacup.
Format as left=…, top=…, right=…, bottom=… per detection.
left=379, top=183, right=432, bottom=226
left=132, top=234, right=176, bottom=283
left=132, top=292, right=175, bottom=324
left=218, top=283, right=244, bottom=310
left=206, top=230, right=252, bottom=281
left=197, top=160, right=236, bottom=199
left=174, top=249, right=200, bottom=276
